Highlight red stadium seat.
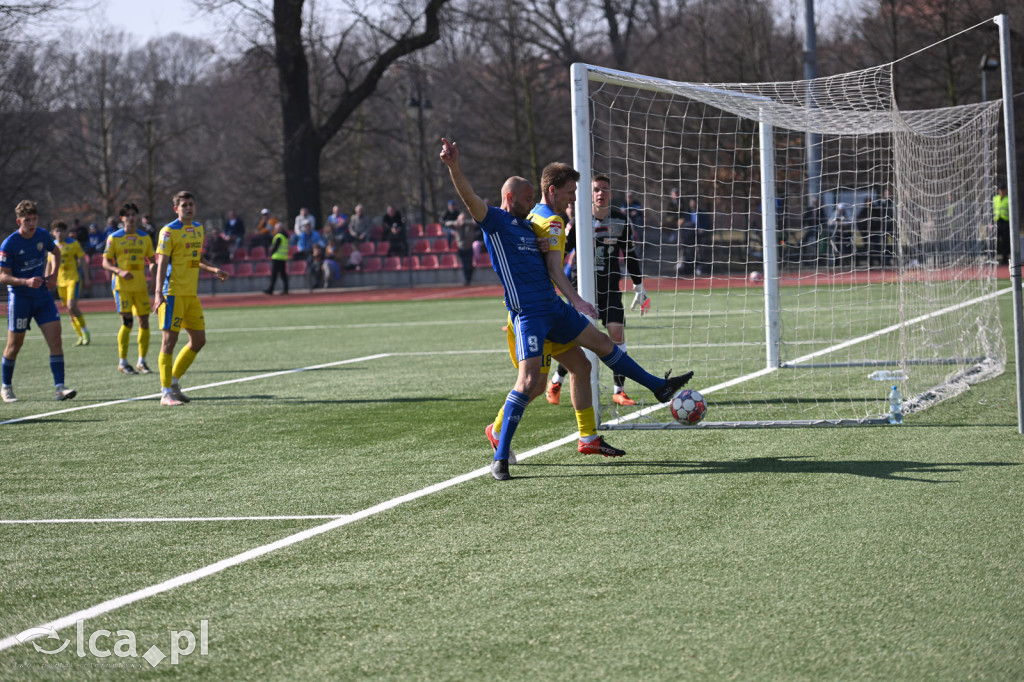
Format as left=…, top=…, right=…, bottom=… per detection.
left=408, top=224, right=424, bottom=238
left=375, top=241, right=391, bottom=256
left=252, top=261, right=272, bottom=277
left=89, top=253, right=105, bottom=267
left=234, top=262, right=253, bottom=277
left=249, top=246, right=267, bottom=260
left=383, top=256, right=405, bottom=271
left=361, top=256, right=382, bottom=272
left=370, top=225, right=384, bottom=241
left=358, top=241, right=376, bottom=256
left=475, top=252, right=492, bottom=268
left=232, top=247, right=249, bottom=261
left=288, top=244, right=299, bottom=257
left=338, top=243, right=354, bottom=258
left=431, top=238, right=450, bottom=253
left=416, top=254, right=440, bottom=270
left=90, top=267, right=110, bottom=283
left=412, top=238, right=431, bottom=254
left=424, top=223, right=443, bottom=237
left=287, top=259, right=307, bottom=275
left=439, top=253, right=459, bottom=269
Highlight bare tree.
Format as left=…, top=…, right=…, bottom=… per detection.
left=197, top=0, right=449, bottom=226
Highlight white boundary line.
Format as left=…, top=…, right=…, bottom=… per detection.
left=0, top=354, right=391, bottom=426
left=0, top=435, right=573, bottom=652
left=0, top=515, right=350, bottom=525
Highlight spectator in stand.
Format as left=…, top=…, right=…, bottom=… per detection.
left=663, top=187, right=682, bottom=244
left=203, top=226, right=232, bottom=265
left=252, top=208, right=276, bottom=248
left=450, top=211, right=481, bottom=286
left=73, top=218, right=88, bottom=248
left=224, top=210, right=246, bottom=249
left=994, top=185, right=1010, bottom=265
left=624, top=192, right=645, bottom=230
left=291, top=219, right=325, bottom=265
left=140, top=215, right=158, bottom=247
left=294, top=206, right=316, bottom=234
left=323, top=241, right=341, bottom=285
left=265, top=221, right=289, bottom=295
left=87, top=223, right=106, bottom=254
left=383, top=205, right=407, bottom=257
left=440, top=199, right=460, bottom=244
left=345, top=203, right=373, bottom=243
left=327, top=205, right=346, bottom=233
left=103, top=216, right=119, bottom=240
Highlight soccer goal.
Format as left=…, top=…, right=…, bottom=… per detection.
left=571, top=20, right=1021, bottom=430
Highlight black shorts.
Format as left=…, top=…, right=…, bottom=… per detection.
left=597, top=289, right=625, bottom=327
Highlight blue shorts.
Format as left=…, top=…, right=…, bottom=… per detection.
left=511, top=297, right=589, bottom=362
left=7, top=289, right=60, bottom=333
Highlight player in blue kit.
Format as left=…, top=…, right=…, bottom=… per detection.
left=439, top=138, right=692, bottom=480
left=0, top=200, right=76, bottom=402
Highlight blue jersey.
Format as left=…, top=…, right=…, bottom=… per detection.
left=479, top=206, right=558, bottom=313
left=0, top=228, right=57, bottom=296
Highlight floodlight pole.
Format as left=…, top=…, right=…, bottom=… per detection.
left=994, top=15, right=1023, bottom=434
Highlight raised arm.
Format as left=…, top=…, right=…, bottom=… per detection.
left=439, top=138, right=488, bottom=223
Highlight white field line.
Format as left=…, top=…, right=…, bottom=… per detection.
left=0, top=435, right=573, bottom=653
left=0, top=354, right=391, bottom=426
left=0, top=515, right=350, bottom=525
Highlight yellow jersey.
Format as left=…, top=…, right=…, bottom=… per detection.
left=54, top=237, right=85, bottom=287
left=156, top=220, right=205, bottom=296
left=104, top=229, right=154, bottom=293
left=527, top=203, right=567, bottom=290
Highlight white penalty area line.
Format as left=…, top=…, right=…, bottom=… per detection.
left=0, top=435, right=572, bottom=653
left=0, top=353, right=391, bottom=426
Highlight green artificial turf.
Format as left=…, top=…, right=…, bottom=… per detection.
left=0, top=293, right=1020, bottom=680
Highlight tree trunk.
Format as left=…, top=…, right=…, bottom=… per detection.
left=274, top=0, right=324, bottom=227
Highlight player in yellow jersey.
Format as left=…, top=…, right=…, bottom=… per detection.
left=485, top=162, right=626, bottom=458
left=152, top=191, right=229, bottom=406
left=103, top=203, right=155, bottom=375
left=49, top=221, right=91, bottom=346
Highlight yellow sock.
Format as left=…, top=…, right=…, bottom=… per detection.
left=576, top=406, right=597, bottom=438
left=138, top=327, right=151, bottom=360
left=492, top=406, right=504, bottom=437
left=172, top=346, right=198, bottom=380
left=159, top=352, right=173, bottom=389
left=69, top=315, right=82, bottom=337
left=118, top=325, right=131, bottom=360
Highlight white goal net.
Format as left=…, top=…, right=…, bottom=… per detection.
left=570, top=60, right=1007, bottom=428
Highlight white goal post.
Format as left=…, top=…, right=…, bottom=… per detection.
left=570, top=17, right=1021, bottom=431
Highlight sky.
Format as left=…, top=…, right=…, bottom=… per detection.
left=82, top=0, right=220, bottom=43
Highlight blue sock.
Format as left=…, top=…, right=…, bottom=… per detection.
left=600, top=346, right=664, bottom=394
left=49, top=355, right=65, bottom=387
left=1, top=356, right=13, bottom=386
left=495, top=390, right=529, bottom=461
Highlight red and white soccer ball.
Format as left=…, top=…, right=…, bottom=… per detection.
left=670, top=389, right=707, bottom=425
left=748, top=270, right=763, bottom=284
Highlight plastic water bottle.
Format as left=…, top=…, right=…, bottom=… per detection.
left=888, top=385, right=903, bottom=424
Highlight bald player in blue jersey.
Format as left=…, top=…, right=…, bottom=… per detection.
left=440, top=138, right=692, bottom=480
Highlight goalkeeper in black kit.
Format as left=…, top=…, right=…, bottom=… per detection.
left=546, top=174, right=649, bottom=407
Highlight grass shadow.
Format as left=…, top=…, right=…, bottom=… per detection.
left=517, top=455, right=1017, bottom=483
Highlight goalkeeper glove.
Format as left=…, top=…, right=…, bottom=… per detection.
left=630, top=283, right=650, bottom=315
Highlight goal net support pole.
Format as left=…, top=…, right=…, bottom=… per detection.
left=996, top=14, right=1024, bottom=434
